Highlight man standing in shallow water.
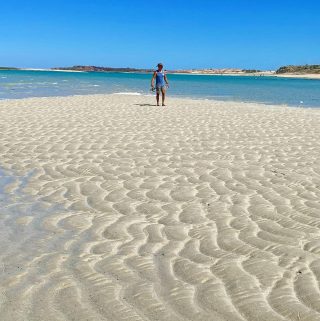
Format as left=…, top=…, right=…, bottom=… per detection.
left=151, top=63, right=169, bottom=106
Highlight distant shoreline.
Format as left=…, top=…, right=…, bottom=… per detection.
left=271, top=73, right=320, bottom=80
left=169, top=72, right=320, bottom=80
left=1, top=67, right=320, bottom=80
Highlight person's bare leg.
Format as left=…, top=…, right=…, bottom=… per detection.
left=162, top=88, right=166, bottom=106
left=156, top=92, right=160, bottom=106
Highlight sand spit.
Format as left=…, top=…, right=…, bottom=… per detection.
left=0, top=94, right=320, bottom=321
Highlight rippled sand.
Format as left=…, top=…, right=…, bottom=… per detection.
left=0, top=94, right=320, bottom=321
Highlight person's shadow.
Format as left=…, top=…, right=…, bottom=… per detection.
left=134, top=103, right=157, bottom=106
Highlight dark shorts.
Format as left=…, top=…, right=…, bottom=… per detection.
left=156, top=85, right=166, bottom=93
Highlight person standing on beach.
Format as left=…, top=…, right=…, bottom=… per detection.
left=151, top=63, right=169, bottom=106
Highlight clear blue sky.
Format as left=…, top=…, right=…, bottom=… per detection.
left=1, top=0, right=319, bottom=70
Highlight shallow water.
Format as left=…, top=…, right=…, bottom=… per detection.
left=0, top=168, right=63, bottom=279
left=1, top=69, right=320, bottom=107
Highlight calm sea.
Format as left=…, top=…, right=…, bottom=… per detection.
left=0, top=69, right=319, bottom=107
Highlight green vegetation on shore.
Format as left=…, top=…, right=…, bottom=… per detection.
left=242, top=69, right=262, bottom=73
left=276, top=64, right=320, bottom=74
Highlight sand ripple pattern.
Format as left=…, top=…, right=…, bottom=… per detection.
left=0, top=94, right=320, bottom=321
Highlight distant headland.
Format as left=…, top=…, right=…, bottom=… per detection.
left=1, top=64, right=319, bottom=79
left=276, top=65, right=320, bottom=74
left=52, top=65, right=154, bottom=73
left=0, top=67, right=19, bottom=70
left=50, top=65, right=264, bottom=74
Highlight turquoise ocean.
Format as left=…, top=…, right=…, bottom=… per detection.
left=0, top=69, right=319, bottom=107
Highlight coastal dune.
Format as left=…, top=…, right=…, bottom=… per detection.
left=0, top=94, right=320, bottom=321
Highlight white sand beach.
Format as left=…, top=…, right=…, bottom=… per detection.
left=1, top=94, right=320, bottom=321
left=171, top=71, right=320, bottom=80
left=274, top=74, right=320, bottom=80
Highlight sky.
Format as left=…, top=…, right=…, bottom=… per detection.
left=0, top=0, right=319, bottom=70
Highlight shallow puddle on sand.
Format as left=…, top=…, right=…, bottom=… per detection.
left=0, top=167, right=65, bottom=280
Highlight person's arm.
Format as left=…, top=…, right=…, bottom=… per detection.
left=164, top=73, right=169, bottom=87
left=151, top=71, right=156, bottom=89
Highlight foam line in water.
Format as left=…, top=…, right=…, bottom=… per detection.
left=113, top=92, right=142, bottom=96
